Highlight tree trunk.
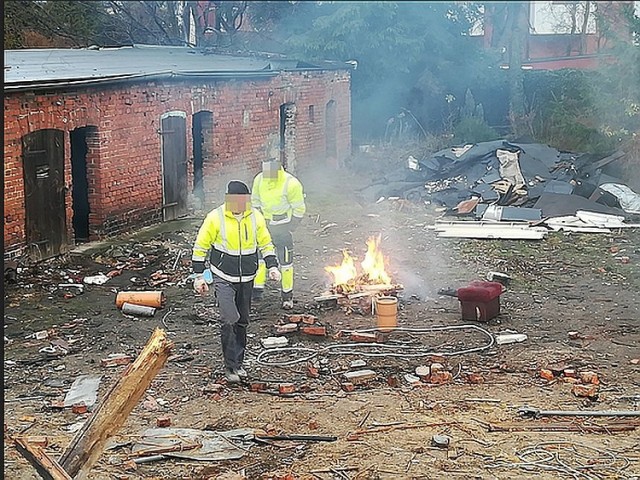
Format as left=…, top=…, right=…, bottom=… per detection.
left=507, top=2, right=528, bottom=137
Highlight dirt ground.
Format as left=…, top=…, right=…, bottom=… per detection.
left=4, top=150, right=640, bottom=480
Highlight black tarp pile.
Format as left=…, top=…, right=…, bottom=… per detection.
left=359, top=140, right=640, bottom=222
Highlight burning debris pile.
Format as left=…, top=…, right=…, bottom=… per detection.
left=315, top=236, right=403, bottom=312
left=358, top=140, right=640, bottom=236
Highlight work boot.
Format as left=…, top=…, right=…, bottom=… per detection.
left=282, top=299, right=294, bottom=310
left=224, top=368, right=241, bottom=384
left=235, top=367, right=248, bottom=379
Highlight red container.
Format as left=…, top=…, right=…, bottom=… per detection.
left=457, top=281, right=502, bottom=322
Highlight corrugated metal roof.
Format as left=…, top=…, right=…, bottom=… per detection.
left=4, top=45, right=349, bottom=91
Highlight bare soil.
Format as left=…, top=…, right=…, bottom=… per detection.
left=4, top=153, right=640, bottom=480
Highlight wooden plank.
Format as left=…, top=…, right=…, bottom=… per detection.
left=14, top=437, right=72, bottom=480
left=59, top=328, right=173, bottom=479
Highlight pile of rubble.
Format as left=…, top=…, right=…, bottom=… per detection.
left=360, top=140, right=640, bottom=238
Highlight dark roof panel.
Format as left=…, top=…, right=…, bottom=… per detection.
left=4, top=45, right=350, bottom=91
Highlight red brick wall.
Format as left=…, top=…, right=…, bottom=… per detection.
left=3, top=70, right=351, bottom=257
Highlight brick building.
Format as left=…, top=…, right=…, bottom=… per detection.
left=480, top=1, right=637, bottom=70
left=3, top=45, right=352, bottom=260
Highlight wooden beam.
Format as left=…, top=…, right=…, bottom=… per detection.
left=59, top=328, right=173, bottom=479
left=14, top=437, right=72, bottom=480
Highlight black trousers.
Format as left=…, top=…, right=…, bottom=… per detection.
left=213, top=276, right=253, bottom=371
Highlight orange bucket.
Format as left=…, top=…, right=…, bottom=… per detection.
left=115, top=291, right=165, bottom=309
left=375, top=296, right=397, bottom=332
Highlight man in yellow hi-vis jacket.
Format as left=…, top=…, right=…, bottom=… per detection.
left=192, top=180, right=281, bottom=383
left=251, top=159, right=306, bottom=309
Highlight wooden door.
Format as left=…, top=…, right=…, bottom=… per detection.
left=22, top=129, right=66, bottom=259
left=161, top=114, right=188, bottom=221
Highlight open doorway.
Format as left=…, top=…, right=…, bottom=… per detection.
left=70, top=126, right=94, bottom=242
left=192, top=111, right=213, bottom=207
left=279, top=102, right=297, bottom=172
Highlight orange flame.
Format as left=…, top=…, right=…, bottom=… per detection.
left=325, top=250, right=358, bottom=286
left=325, top=235, right=391, bottom=286
left=361, top=236, right=391, bottom=285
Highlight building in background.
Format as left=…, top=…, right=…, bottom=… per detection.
left=477, top=1, right=638, bottom=70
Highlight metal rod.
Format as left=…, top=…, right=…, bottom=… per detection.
left=519, top=406, right=640, bottom=418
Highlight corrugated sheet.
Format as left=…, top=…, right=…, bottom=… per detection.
left=4, top=45, right=347, bottom=91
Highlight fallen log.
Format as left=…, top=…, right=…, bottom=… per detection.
left=58, top=328, right=173, bottom=479
left=13, top=437, right=71, bottom=480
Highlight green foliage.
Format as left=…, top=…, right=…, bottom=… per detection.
left=284, top=2, right=491, bottom=137
left=453, top=117, right=500, bottom=144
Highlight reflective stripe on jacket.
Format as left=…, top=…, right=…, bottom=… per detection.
left=251, top=168, right=306, bottom=226
left=191, top=206, right=277, bottom=283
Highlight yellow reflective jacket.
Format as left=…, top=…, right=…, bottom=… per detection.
left=251, top=168, right=306, bottom=226
left=191, top=206, right=277, bottom=283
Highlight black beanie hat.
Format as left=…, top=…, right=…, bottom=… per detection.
left=226, top=180, right=250, bottom=195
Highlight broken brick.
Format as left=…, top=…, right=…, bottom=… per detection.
left=429, top=371, right=453, bottom=385
left=540, top=369, right=555, bottom=381
left=72, top=403, right=88, bottom=414
left=386, top=375, right=400, bottom=388
left=276, top=323, right=299, bottom=334
left=203, top=383, right=224, bottom=394
left=349, top=331, right=384, bottom=343
left=563, top=369, right=577, bottom=378
left=279, top=383, right=296, bottom=395
left=49, top=400, right=65, bottom=409
left=306, top=364, right=320, bottom=378
left=250, top=382, right=267, bottom=392
left=156, top=417, right=171, bottom=428
left=301, top=326, right=327, bottom=336
left=572, top=384, right=599, bottom=398
left=466, top=373, right=484, bottom=384
left=100, top=354, right=133, bottom=368
left=343, top=369, right=377, bottom=385
left=430, top=363, right=445, bottom=374
left=341, top=382, right=355, bottom=392
left=562, top=377, right=581, bottom=384
left=579, top=371, right=600, bottom=385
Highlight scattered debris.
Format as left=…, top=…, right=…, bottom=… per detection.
left=343, top=370, right=377, bottom=385
left=131, top=427, right=253, bottom=462
left=495, top=333, right=528, bottom=345
left=156, top=417, right=171, bottom=428
left=121, top=302, right=156, bottom=317
left=100, top=354, right=133, bottom=368
left=518, top=406, right=640, bottom=418
left=63, top=375, right=102, bottom=409
left=431, top=434, right=451, bottom=449
left=261, top=337, right=289, bottom=348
